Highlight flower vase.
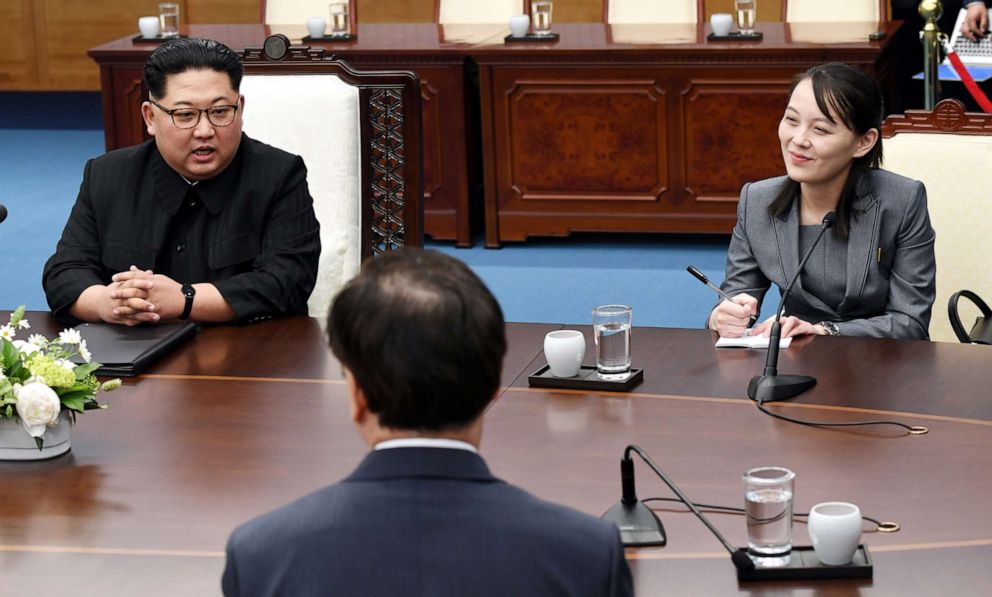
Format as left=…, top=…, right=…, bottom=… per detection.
left=0, top=411, right=72, bottom=460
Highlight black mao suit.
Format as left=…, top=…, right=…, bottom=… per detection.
left=43, top=134, right=320, bottom=323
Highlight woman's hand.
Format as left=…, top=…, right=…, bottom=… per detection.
left=708, top=294, right=758, bottom=337
left=751, top=315, right=827, bottom=338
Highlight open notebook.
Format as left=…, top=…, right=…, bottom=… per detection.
left=715, top=333, right=792, bottom=349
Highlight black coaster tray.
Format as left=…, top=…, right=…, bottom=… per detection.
left=707, top=31, right=763, bottom=42
left=504, top=32, right=560, bottom=43
left=528, top=365, right=643, bottom=391
left=132, top=34, right=186, bottom=44
left=736, top=545, right=873, bottom=581
left=303, top=34, right=356, bottom=43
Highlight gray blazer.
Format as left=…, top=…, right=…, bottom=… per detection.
left=719, top=169, right=936, bottom=340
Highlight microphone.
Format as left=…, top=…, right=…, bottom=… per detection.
left=747, top=212, right=836, bottom=403
left=0, top=204, right=7, bottom=224
left=601, top=449, right=667, bottom=547
left=605, top=446, right=754, bottom=573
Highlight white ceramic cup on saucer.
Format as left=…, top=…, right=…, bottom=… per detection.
left=544, top=330, right=585, bottom=377
left=509, top=14, right=530, bottom=38
left=710, top=13, right=733, bottom=37
left=807, top=502, right=862, bottom=565
left=138, top=16, right=161, bottom=39
left=307, top=16, right=327, bottom=39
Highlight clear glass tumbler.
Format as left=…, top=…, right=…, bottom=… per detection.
left=531, top=1, right=553, bottom=36
left=592, top=304, right=632, bottom=380
left=158, top=3, right=180, bottom=38
left=735, top=0, right=756, bottom=36
left=743, top=466, right=795, bottom=567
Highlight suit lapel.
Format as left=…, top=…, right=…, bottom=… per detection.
left=838, top=185, right=880, bottom=314
left=773, top=200, right=800, bottom=289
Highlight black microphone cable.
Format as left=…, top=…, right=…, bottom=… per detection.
left=750, top=398, right=929, bottom=434
left=640, top=497, right=901, bottom=533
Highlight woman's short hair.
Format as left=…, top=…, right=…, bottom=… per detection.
left=770, top=62, right=885, bottom=237
left=327, top=249, right=507, bottom=431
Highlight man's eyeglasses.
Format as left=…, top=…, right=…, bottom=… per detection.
left=150, top=99, right=240, bottom=129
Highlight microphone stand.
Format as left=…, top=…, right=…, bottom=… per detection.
left=601, top=448, right=667, bottom=547
left=747, top=212, right=836, bottom=404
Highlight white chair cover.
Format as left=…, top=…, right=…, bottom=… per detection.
left=785, top=0, right=880, bottom=23
left=438, top=0, right=523, bottom=24
left=608, top=0, right=698, bottom=24
left=883, top=133, right=992, bottom=342
left=240, top=74, right=362, bottom=317
left=264, top=0, right=340, bottom=25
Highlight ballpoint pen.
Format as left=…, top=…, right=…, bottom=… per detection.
left=686, top=265, right=759, bottom=327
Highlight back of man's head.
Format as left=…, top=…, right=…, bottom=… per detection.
left=143, top=37, right=243, bottom=99
left=328, top=249, right=507, bottom=431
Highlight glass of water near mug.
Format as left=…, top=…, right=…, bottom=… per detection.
left=531, top=1, right=553, bottom=36
left=158, top=3, right=180, bottom=38
left=329, top=2, right=350, bottom=37
left=592, top=305, right=631, bottom=380
left=735, top=0, right=756, bottom=36
left=742, top=466, right=795, bottom=567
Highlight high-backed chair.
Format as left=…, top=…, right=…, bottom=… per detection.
left=261, top=0, right=357, bottom=27
left=881, top=99, right=992, bottom=343
left=604, top=0, right=702, bottom=24
left=240, top=41, right=423, bottom=317
left=783, top=0, right=885, bottom=22
left=436, top=0, right=523, bottom=24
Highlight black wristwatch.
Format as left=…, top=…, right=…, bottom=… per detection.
left=817, top=321, right=840, bottom=336
left=180, top=283, right=196, bottom=320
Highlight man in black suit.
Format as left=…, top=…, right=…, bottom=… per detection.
left=43, top=38, right=320, bottom=325
left=221, top=249, right=634, bottom=597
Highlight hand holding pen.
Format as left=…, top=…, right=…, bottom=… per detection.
left=686, top=266, right=758, bottom=336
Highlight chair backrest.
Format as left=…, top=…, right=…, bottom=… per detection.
left=881, top=99, right=992, bottom=343
left=436, top=0, right=524, bottom=24
left=604, top=0, right=702, bottom=24
left=261, top=0, right=357, bottom=27
left=240, top=42, right=423, bottom=317
left=783, top=0, right=884, bottom=23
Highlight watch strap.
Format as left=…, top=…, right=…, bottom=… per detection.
left=180, top=283, right=195, bottom=320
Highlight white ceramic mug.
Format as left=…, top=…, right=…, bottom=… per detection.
left=544, top=330, right=585, bottom=377
left=710, top=13, right=733, bottom=37
left=138, top=16, right=160, bottom=39
left=307, top=16, right=327, bottom=38
left=509, top=14, right=530, bottom=38
left=807, top=502, right=862, bottom=565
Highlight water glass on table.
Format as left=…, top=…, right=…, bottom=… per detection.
left=735, top=0, right=756, bottom=36
left=158, top=3, right=180, bottom=38
left=742, top=466, right=795, bottom=567
left=592, top=304, right=631, bottom=380
left=531, top=1, right=553, bottom=36
left=329, top=2, right=350, bottom=37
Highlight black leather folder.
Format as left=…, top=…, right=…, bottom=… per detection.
left=74, top=322, right=198, bottom=376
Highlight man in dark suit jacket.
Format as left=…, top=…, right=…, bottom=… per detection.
left=221, top=249, right=634, bottom=597
left=43, top=38, right=319, bottom=325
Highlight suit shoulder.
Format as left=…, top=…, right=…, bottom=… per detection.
left=869, top=168, right=924, bottom=195
left=739, top=175, right=789, bottom=211
left=86, top=141, right=154, bottom=172
left=240, top=134, right=305, bottom=172
left=498, top=483, right=621, bottom=541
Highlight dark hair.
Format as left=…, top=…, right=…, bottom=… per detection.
left=770, top=62, right=884, bottom=238
left=327, top=249, right=507, bottom=431
left=143, top=37, right=243, bottom=99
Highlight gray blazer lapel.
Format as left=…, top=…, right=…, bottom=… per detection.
left=773, top=200, right=800, bottom=287
left=838, top=187, right=880, bottom=313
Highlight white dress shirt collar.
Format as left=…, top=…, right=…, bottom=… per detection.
left=374, top=437, right=478, bottom=454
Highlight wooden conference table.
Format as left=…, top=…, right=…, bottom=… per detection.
left=2, top=314, right=990, bottom=595
left=89, top=21, right=899, bottom=247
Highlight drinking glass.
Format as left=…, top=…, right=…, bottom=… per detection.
left=592, top=305, right=631, bottom=380
left=158, top=3, right=180, bottom=38
left=743, top=466, right=795, bottom=566
left=329, top=2, right=350, bottom=37
left=531, top=1, right=553, bottom=37
left=735, top=0, right=756, bottom=36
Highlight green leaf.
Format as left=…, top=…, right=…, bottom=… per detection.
left=34, top=436, right=44, bottom=451
left=60, top=395, right=87, bottom=413
left=10, top=306, right=26, bottom=327
left=74, top=362, right=101, bottom=379
left=4, top=405, right=11, bottom=418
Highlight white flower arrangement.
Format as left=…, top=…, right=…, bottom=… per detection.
left=0, top=307, right=119, bottom=449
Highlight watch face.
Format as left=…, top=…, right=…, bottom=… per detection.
left=263, top=34, right=290, bottom=60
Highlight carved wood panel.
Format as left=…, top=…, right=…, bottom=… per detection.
left=502, top=80, right=668, bottom=201
left=682, top=79, right=789, bottom=202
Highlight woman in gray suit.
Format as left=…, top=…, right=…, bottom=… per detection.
left=709, top=63, right=936, bottom=340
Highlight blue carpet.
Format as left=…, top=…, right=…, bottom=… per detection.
left=0, top=92, right=754, bottom=328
